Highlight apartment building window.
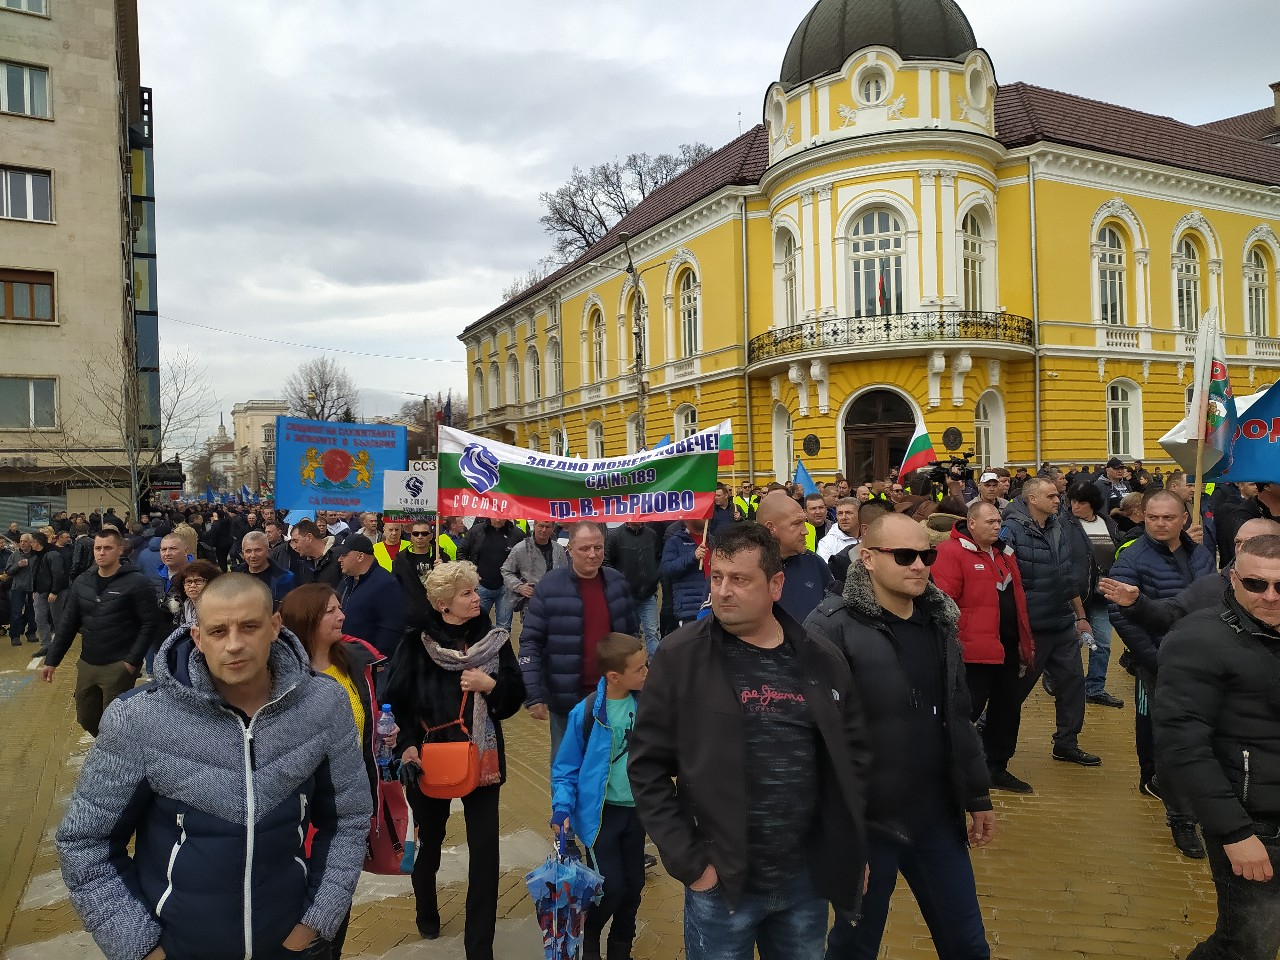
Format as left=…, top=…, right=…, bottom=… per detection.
left=1, top=62, right=48, bottom=117
left=2, top=167, right=52, bottom=221
left=962, top=213, right=985, bottom=312
left=1097, top=226, right=1126, bottom=325
left=1175, top=237, right=1201, bottom=331
left=780, top=232, right=799, bottom=326
left=678, top=270, right=699, bottom=357
left=263, top=425, right=276, bottom=445
left=1246, top=247, right=1270, bottom=338
left=0, top=269, right=53, bottom=321
left=1, top=0, right=49, bottom=14
left=0, top=376, right=55, bottom=428
left=1107, top=380, right=1140, bottom=458
left=848, top=208, right=905, bottom=317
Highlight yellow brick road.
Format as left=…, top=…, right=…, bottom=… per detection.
left=0, top=639, right=1218, bottom=959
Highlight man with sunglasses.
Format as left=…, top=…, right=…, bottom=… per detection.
left=393, top=520, right=438, bottom=623
left=1154, top=533, right=1280, bottom=960
left=808, top=512, right=993, bottom=959
left=1003, top=476, right=1102, bottom=766
left=1107, top=490, right=1217, bottom=857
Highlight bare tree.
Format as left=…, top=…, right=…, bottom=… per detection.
left=23, top=342, right=215, bottom=510
left=501, top=261, right=555, bottom=302
left=284, top=356, right=359, bottom=421
left=538, top=143, right=714, bottom=262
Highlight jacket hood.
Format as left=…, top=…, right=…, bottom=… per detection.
left=841, top=559, right=960, bottom=636
left=147, top=536, right=162, bottom=549
left=154, top=622, right=312, bottom=706
left=925, top=512, right=961, bottom=533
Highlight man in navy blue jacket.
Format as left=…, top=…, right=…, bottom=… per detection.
left=519, top=521, right=637, bottom=765
left=336, top=534, right=407, bottom=657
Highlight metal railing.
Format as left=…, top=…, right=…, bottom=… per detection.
left=747, top=310, right=1034, bottom=364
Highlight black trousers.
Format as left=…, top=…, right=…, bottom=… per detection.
left=1135, top=669, right=1195, bottom=825
left=588, top=803, right=646, bottom=947
left=405, top=782, right=501, bottom=960
left=964, top=661, right=1025, bottom=770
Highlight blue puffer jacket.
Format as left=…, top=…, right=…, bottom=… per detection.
left=660, top=527, right=710, bottom=622
left=1107, top=531, right=1216, bottom=675
left=518, top=566, right=637, bottom=714
left=1001, top=498, right=1080, bottom=632
left=55, top=627, right=372, bottom=960
left=550, top=677, right=637, bottom=851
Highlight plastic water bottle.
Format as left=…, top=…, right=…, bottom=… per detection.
left=375, top=705, right=396, bottom=776
left=1079, top=631, right=1098, bottom=652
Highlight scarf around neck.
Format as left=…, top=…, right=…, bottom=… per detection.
left=422, top=625, right=508, bottom=787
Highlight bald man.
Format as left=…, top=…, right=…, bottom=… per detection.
left=757, top=491, right=833, bottom=624
left=1100, top=517, right=1280, bottom=635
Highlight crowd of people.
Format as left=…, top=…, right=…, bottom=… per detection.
left=5, top=456, right=1278, bottom=960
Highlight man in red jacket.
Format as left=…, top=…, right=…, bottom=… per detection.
left=932, top=501, right=1037, bottom=793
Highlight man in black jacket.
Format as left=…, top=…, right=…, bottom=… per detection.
left=629, top=522, right=868, bottom=960
left=605, top=522, right=661, bottom=656
left=1154, top=533, right=1280, bottom=960
left=1215, top=482, right=1280, bottom=567
left=29, top=531, right=67, bottom=656
left=807, top=512, right=994, bottom=959
left=458, top=518, right=524, bottom=630
left=39, top=529, right=159, bottom=737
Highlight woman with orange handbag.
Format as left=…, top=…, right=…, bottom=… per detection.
left=280, top=583, right=396, bottom=959
left=383, top=560, right=525, bottom=959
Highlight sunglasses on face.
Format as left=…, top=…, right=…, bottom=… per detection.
left=867, top=546, right=938, bottom=567
left=410, top=531, right=432, bottom=536
left=1237, top=575, right=1280, bottom=595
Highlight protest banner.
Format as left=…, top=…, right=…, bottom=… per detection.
left=438, top=421, right=733, bottom=522
left=273, top=416, right=407, bottom=512
left=383, top=462, right=439, bottom=516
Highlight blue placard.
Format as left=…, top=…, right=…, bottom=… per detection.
left=273, top=417, right=407, bottom=512
left=1206, top=382, right=1280, bottom=483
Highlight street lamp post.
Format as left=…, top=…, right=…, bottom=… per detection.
left=619, top=231, right=647, bottom=451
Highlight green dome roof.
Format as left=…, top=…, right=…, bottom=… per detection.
left=780, top=0, right=978, bottom=91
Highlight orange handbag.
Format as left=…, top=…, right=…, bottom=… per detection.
left=418, top=693, right=481, bottom=800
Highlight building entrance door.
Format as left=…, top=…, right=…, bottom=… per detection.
left=843, top=390, right=916, bottom=483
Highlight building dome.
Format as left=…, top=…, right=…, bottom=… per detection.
left=780, top=0, right=977, bottom=90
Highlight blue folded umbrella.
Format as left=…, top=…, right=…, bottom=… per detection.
left=524, top=835, right=605, bottom=960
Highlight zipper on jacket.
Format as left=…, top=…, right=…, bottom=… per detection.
left=296, top=794, right=310, bottom=879
left=1243, top=750, right=1251, bottom=805
left=155, top=812, right=186, bottom=917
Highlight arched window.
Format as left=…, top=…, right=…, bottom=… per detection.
left=973, top=390, right=1007, bottom=467
left=550, top=429, right=565, bottom=456
left=962, top=213, right=984, bottom=312
left=679, top=271, right=699, bottom=357
left=626, top=292, right=645, bottom=370
left=528, top=433, right=541, bottom=453
left=1106, top=379, right=1141, bottom=458
left=548, top=338, right=563, bottom=394
left=526, top=346, right=542, bottom=401
left=591, top=311, right=606, bottom=380
left=675, top=404, right=698, bottom=440
left=1176, top=237, right=1202, bottom=331
left=472, top=367, right=485, bottom=411
left=781, top=232, right=799, bottom=326
left=1098, top=226, right=1127, bottom=326
left=1247, top=247, right=1270, bottom=338
left=772, top=403, right=793, bottom=483
left=625, top=414, right=640, bottom=454
left=488, top=361, right=502, bottom=406
left=587, top=421, right=604, bottom=460
left=848, top=208, right=904, bottom=318
left=506, top=355, right=521, bottom=405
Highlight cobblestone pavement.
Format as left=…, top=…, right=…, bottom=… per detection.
left=0, top=635, right=1219, bottom=960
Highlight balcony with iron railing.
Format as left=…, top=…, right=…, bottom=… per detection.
left=747, top=310, right=1035, bottom=369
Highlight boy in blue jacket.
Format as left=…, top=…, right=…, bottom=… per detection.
left=551, top=632, right=648, bottom=960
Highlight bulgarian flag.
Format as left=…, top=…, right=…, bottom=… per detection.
left=899, top=422, right=938, bottom=477
left=438, top=420, right=732, bottom=523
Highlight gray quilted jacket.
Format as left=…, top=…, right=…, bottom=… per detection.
left=55, top=625, right=371, bottom=960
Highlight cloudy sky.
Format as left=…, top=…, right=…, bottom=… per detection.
left=142, top=0, right=1280, bottom=445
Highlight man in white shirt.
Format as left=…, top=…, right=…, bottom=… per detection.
left=817, top=498, right=861, bottom=562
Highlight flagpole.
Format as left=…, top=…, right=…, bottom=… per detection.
left=1192, top=436, right=1205, bottom=524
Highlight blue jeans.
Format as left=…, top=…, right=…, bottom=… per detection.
left=1083, top=597, right=1113, bottom=697
left=684, top=868, right=828, bottom=960
left=827, top=821, right=989, bottom=960
left=32, top=592, right=54, bottom=647
left=476, top=584, right=512, bottom=630
left=635, top=593, right=659, bottom=657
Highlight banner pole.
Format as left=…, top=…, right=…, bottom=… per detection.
left=1192, top=436, right=1205, bottom=523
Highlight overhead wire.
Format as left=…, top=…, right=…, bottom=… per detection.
left=158, top=314, right=464, bottom=363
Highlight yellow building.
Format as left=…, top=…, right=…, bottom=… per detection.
left=459, top=0, right=1280, bottom=485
